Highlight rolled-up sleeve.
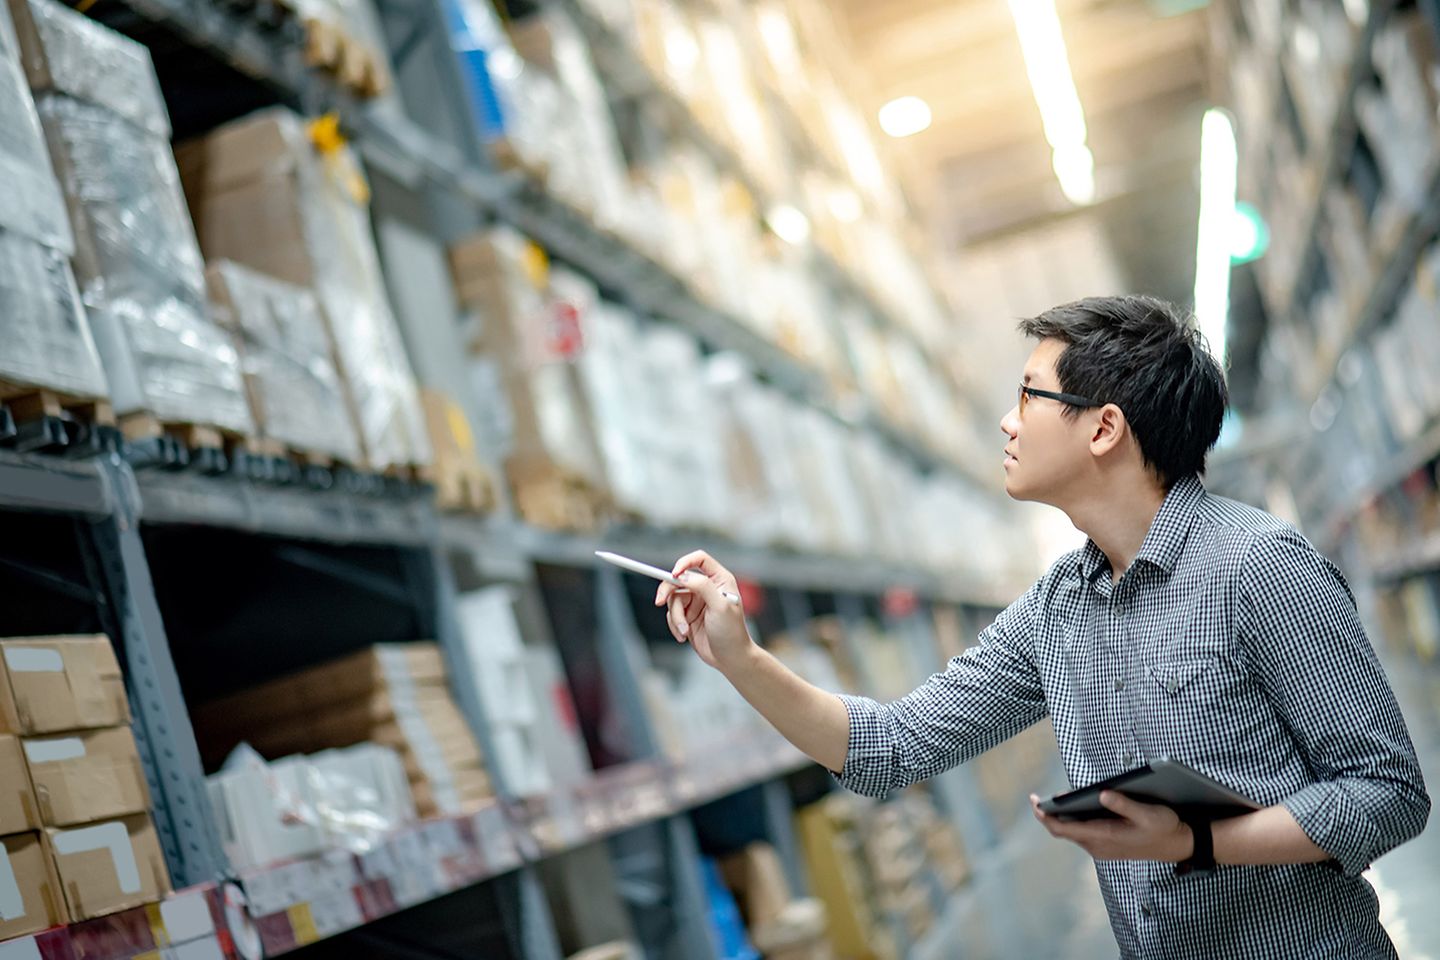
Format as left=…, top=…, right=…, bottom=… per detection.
left=833, top=582, right=1048, bottom=798
left=1239, top=531, right=1431, bottom=876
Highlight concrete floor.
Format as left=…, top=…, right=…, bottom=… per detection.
left=931, top=653, right=1440, bottom=959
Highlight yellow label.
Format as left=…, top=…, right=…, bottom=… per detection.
left=308, top=113, right=346, bottom=155
left=146, top=901, right=169, bottom=946
left=288, top=903, right=321, bottom=945
left=520, top=241, right=550, bottom=289
left=445, top=401, right=477, bottom=457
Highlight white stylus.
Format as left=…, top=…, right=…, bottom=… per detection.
left=595, top=551, right=742, bottom=605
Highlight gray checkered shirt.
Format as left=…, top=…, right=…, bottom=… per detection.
left=837, top=475, right=1430, bottom=959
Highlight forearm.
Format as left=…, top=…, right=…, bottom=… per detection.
left=1211, top=804, right=1329, bottom=866
left=719, top=644, right=850, bottom=773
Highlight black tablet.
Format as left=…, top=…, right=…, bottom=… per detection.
left=1038, top=759, right=1262, bottom=821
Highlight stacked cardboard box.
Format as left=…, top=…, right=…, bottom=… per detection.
left=0, top=636, right=171, bottom=930
left=449, top=231, right=610, bottom=527
left=9, top=0, right=251, bottom=435
left=719, top=843, right=834, bottom=960
left=176, top=107, right=431, bottom=471
left=193, top=643, right=492, bottom=818
left=794, top=796, right=891, bottom=960
left=205, top=260, right=363, bottom=465
left=0, top=0, right=107, bottom=402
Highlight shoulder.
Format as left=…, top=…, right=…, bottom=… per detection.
left=1191, top=493, right=1350, bottom=598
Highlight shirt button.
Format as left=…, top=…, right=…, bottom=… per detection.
left=1141, top=902, right=1153, bottom=917
left=1123, top=752, right=1134, bottom=766
left=1114, top=678, right=1125, bottom=691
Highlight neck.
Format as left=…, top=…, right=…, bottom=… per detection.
left=1063, top=479, right=1169, bottom=581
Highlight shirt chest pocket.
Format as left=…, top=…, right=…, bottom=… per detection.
left=1147, top=657, right=1216, bottom=697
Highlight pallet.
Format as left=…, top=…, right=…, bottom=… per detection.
left=509, top=465, right=611, bottom=532
left=0, top=380, right=116, bottom=456
left=302, top=16, right=391, bottom=98
left=120, top=412, right=247, bottom=474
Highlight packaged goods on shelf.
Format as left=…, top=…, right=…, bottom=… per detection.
left=0, top=0, right=78, bottom=254
left=522, top=645, right=593, bottom=788
left=193, top=643, right=492, bottom=818
left=0, top=635, right=129, bottom=737
left=205, top=260, right=364, bottom=464
left=507, top=11, right=631, bottom=226
left=567, top=943, right=643, bottom=960
left=646, top=646, right=766, bottom=758
left=452, top=236, right=610, bottom=525
left=453, top=588, right=552, bottom=797
left=1278, top=0, right=1354, bottom=144
left=420, top=389, right=497, bottom=513
left=176, top=107, right=431, bottom=470
left=45, top=812, right=171, bottom=921
left=1399, top=578, right=1440, bottom=661
left=0, top=831, right=65, bottom=940
left=17, top=0, right=250, bottom=434
left=540, top=845, right=641, bottom=957
left=0, top=0, right=109, bottom=408
left=0, top=227, right=108, bottom=401
left=291, top=0, right=392, bottom=97
left=208, top=742, right=416, bottom=871
left=795, top=796, right=891, bottom=960
left=0, top=3, right=109, bottom=403
left=1360, top=12, right=1440, bottom=213
left=21, top=726, right=150, bottom=827
left=719, top=843, right=832, bottom=960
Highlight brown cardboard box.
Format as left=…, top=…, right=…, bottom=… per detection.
left=0, top=831, right=66, bottom=939
left=0, top=637, right=129, bottom=735
left=23, top=726, right=150, bottom=826
left=720, top=843, right=792, bottom=931
left=46, top=814, right=171, bottom=921
left=0, top=736, right=38, bottom=835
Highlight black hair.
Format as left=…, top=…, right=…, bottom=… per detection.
left=1018, top=295, right=1228, bottom=486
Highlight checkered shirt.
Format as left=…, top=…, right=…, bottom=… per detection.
left=837, top=475, right=1430, bottom=959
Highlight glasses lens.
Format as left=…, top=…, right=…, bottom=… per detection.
left=1017, top=385, right=1027, bottom=415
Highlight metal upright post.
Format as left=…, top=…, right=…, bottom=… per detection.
left=404, top=520, right=566, bottom=960
left=82, top=455, right=229, bottom=888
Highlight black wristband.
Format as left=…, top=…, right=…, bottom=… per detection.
left=1176, top=816, right=1216, bottom=876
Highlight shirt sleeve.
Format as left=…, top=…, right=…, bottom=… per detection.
left=834, top=580, right=1049, bottom=798
left=1237, top=530, right=1431, bottom=876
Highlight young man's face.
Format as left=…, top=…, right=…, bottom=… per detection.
left=999, top=338, right=1096, bottom=504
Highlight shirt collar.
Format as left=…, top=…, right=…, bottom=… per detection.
left=1079, top=474, right=1206, bottom=582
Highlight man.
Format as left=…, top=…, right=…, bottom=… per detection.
left=655, top=296, right=1430, bottom=959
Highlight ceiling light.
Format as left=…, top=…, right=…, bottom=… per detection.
left=1006, top=0, right=1094, bottom=206
left=827, top=187, right=864, bottom=223
left=1051, top=143, right=1095, bottom=206
left=1194, top=108, right=1238, bottom=364
left=766, top=204, right=811, bottom=245
left=878, top=96, right=932, bottom=138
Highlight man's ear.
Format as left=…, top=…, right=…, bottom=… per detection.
left=1090, top=403, right=1127, bottom=456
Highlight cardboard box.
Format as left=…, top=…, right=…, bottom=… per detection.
left=45, top=813, right=170, bottom=921
left=0, top=736, right=38, bottom=836
left=5, top=0, right=169, bottom=137
left=0, top=636, right=129, bottom=735
left=23, top=726, right=149, bottom=826
left=0, top=831, right=65, bottom=938
left=720, top=843, right=792, bottom=931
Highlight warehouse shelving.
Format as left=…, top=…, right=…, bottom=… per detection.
left=1220, top=0, right=1440, bottom=546
left=78, top=0, right=980, bottom=483
left=0, top=1, right=1056, bottom=957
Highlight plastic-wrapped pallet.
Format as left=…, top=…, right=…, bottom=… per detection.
left=176, top=107, right=431, bottom=470
left=206, top=260, right=363, bottom=464
left=14, top=0, right=249, bottom=432
left=0, top=3, right=106, bottom=399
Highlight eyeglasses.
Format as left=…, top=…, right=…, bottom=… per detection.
left=1017, top=383, right=1101, bottom=416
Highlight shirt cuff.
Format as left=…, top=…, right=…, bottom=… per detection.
left=1282, top=782, right=1382, bottom=877
left=832, top=693, right=893, bottom=798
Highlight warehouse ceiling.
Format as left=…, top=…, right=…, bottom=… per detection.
left=835, top=0, right=1213, bottom=308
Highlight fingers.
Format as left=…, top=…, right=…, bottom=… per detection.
left=668, top=597, right=689, bottom=640
left=1097, top=790, right=1143, bottom=821
left=670, top=550, right=722, bottom=579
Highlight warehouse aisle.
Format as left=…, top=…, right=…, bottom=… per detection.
left=934, top=653, right=1440, bottom=960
